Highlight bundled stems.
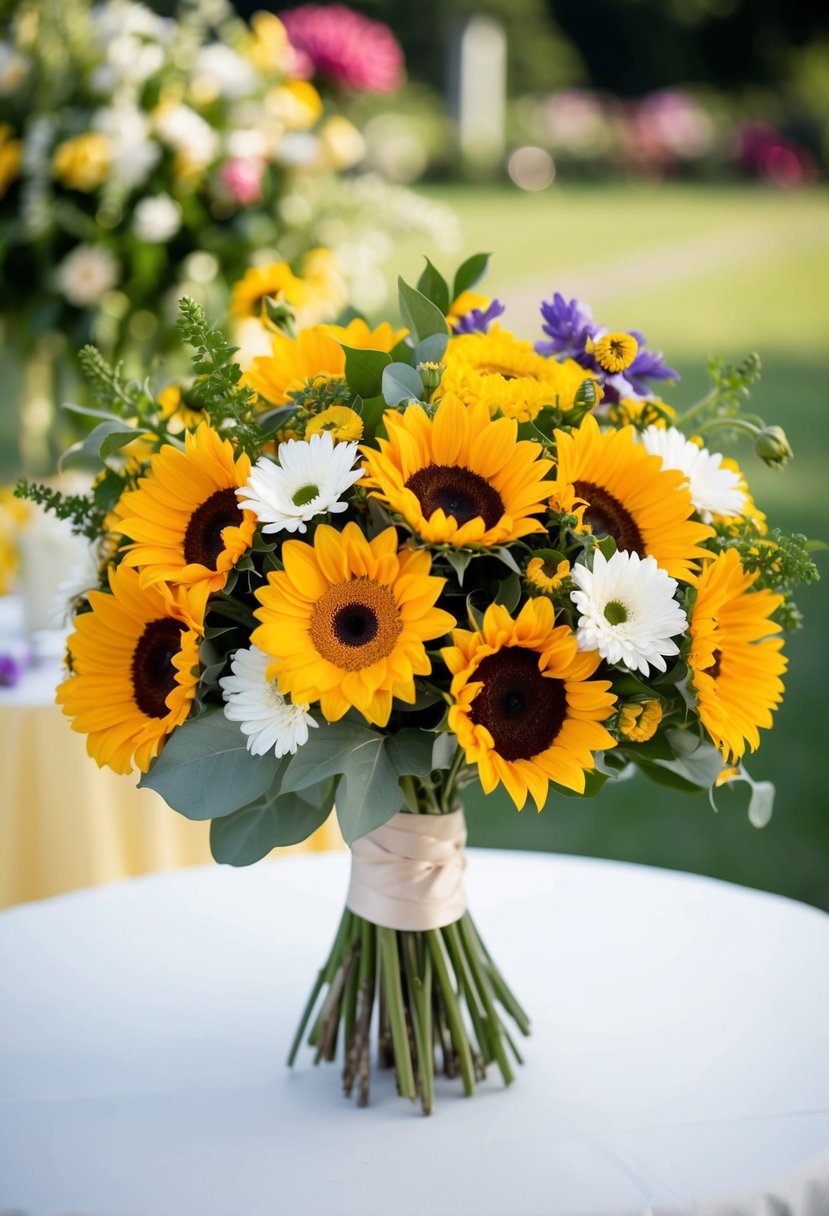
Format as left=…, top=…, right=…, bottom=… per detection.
left=289, top=904, right=529, bottom=1115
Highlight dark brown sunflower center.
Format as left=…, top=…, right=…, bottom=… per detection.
left=309, top=579, right=402, bottom=671
left=406, top=464, right=504, bottom=530
left=131, top=618, right=186, bottom=719
left=572, top=480, right=645, bottom=556
left=183, top=488, right=242, bottom=569
left=708, top=648, right=722, bottom=680
left=470, top=646, right=567, bottom=762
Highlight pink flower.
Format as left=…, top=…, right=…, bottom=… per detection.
left=219, top=158, right=265, bottom=207
left=281, top=5, right=404, bottom=94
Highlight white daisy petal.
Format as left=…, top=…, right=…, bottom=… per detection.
left=570, top=549, right=688, bottom=676
left=640, top=425, right=747, bottom=523
left=236, top=430, right=363, bottom=534
left=219, top=645, right=317, bottom=757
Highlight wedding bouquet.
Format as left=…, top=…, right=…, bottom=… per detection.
left=20, top=252, right=816, bottom=1115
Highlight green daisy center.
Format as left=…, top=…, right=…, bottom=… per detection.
left=603, top=600, right=628, bottom=625
left=292, top=484, right=320, bottom=507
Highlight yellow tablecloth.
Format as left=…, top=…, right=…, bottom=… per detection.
left=0, top=673, right=342, bottom=911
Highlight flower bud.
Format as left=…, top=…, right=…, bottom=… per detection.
left=754, top=425, right=792, bottom=468
left=417, top=361, right=444, bottom=393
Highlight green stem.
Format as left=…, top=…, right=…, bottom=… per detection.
left=458, top=915, right=514, bottom=1086
left=694, top=415, right=759, bottom=441
left=308, top=909, right=354, bottom=1046
left=675, top=387, right=720, bottom=427
left=402, top=932, right=434, bottom=1115
left=378, top=927, right=417, bottom=1100
left=469, top=916, right=532, bottom=1036
left=440, top=745, right=466, bottom=813
left=442, top=920, right=489, bottom=1065
left=426, top=928, right=476, bottom=1097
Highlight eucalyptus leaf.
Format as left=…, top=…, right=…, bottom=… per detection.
left=381, top=362, right=424, bottom=407
left=492, top=546, right=521, bottom=575
left=62, top=401, right=124, bottom=423
left=414, top=332, right=449, bottom=367
left=431, top=733, right=458, bottom=772
left=342, top=345, right=392, bottom=399
left=139, top=708, right=281, bottom=819
left=59, top=421, right=136, bottom=471
left=99, top=430, right=145, bottom=460
left=209, top=787, right=334, bottom=866
left=445, top=548, right=475, bottom=585
left=651, top=729, right=725, bottom=790
left=494, top=573, right=521, bottom=613
left=335, top=738, right=402, bottom=846
left=452, top=252, right=490, bottom=301
left=398, top=277, right=448, bottom=344
left=280, top=721, right=383, bottom=794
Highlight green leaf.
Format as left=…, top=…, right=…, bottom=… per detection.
left=549, top=768, right=609, bottom=799
left=335, top=737, right=402, bottom=846
left=649, top=729, right=724, bottom=789
left=59, top=421, right=137, bottom=471
left=258, top=404, right=298, bottom=435
left=414, top=332, right=449, bottom=366
left=99, top=430, right=145, bottom=459
left=342, top=345, right=392, bottom=399
left=356, top=393, right=388, bottom=443
left=382, top=362, right=424, bottom=407
left=139, top=709, right=281, bottom=819
left=209, top=786, right=334, bottom=866
left=431, top=733, right=458, bottom=771
left=494, top=573, right=521, bottom=613
left=62, top=401, right=124, bottom=423
left=416, top=258, right=450, bottom=314
left=398, top=277, right=448, bottom=344
left=280, top=721, right=382, bottom=794
left=445, top=548, right=475, bottom=585
left=452, top=253, right=490, bottom=302
left=386, top=728, right=436, bottom=779
left=492, top=546, right=521, bottom=574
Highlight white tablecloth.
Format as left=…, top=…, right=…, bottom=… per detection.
left=1, top=851, right=828, bottom=1216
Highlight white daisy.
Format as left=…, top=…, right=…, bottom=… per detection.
left=570, top=548, right=688, bottom=676
left=55, top=244, right=119, bottom=308
left=133, top=194, right=182, bottom=244
left=237, top=431, right=363, bottom=534
left=220, top=646, right=317, bottom=758
left=640, top=426, right=746, bottom=523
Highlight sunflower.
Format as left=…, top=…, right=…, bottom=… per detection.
left=687, top=548, right=786, bottom=763
left=305, top=406, right=364, bottom=442
left=231, top=248, right=345, bottom=326
left=438, top=327, right=596, bottom=422
left=551, top=414, right=713, bottom=582
left=360, top=394, right=553, bottom=548
left=442, top=597, right=616, bottom=811
left=323, top=317, right=407, bottom=352
left=157, top=383, right=210, bottom=431
left=117, top=424, right=256, bottom=613
left=56, top=565, right=204, bottom=775
left=243, top=326, right=346, bottom=407
left=253, top=522, right=455, bottom=727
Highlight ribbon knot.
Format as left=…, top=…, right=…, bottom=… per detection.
left=345, top=809, right=467, bottom=931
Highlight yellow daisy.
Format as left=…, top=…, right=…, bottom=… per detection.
left=588, top=332, right=638, bottom=373
left=551, top=414, right=714, bottom=582
left=323, top=317, right=407, bottom=352
left=439, top=326, right=596, bottom=422
left=253, top=522, right=455, bottom=727
left=442, top=597, right=617, bottom=811
left=360, top=393, right=554, bottom=549
left=56, top=565, right=204, bottom=775
left=243, top=326, right=346, bottom=407
left=618, top=699, right=663, bottom=742
left=688, top=548, right=786, bottom=763
left=525, top=556, right=570, bottom=594
left=305, top=406, right=364, bottom=442
left=117, top=424, right=255, bottom=613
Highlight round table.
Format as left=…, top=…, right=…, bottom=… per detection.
left=1, top=851, right=828, bottom=1215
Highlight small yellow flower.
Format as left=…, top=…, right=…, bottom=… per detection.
left=53, top=133, right=112, bottom=191
left=525, top=556, right=570, bottom=594
left=547, top=483, right=589, bottom=531
left=0, top=126, right=22, bottom=199
left=158, top=384, right=211, bottom=432
left=618, top=700, right=663, bottom=743
left=320, top=115, right=365, bottom=170
left=607, top=397, right=677, bottom=429
left=246, top=11, right=293, bottom=72
left=306, top=406, right=363, bottom=442
left=589, top=332, right=639, bottom=373
left=267, top=80, right=323, bottom=130
left=323, top=318, right=407, bottom=352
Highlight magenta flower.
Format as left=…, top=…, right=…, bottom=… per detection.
left=281, top=5, right=404, bottom=94
left=218, top=158, right=265, bottom=207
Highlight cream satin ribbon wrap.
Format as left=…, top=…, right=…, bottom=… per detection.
left=345, top=808, right=467, bottom=932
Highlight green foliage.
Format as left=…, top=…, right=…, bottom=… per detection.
left=139, top=709, right=283, bottom=820
left=382, top=362, right=424, bottom=407
left=14, top=479, right=104, bottom=541
left=176, top=297, right=262, bottom=459
left=209, top=779, right=336, bottom=866
left=342, top=346, right=392, bottom=399
left=397, top=277, right=448, bottom=344
left=452, top=252, right=490, bottom=301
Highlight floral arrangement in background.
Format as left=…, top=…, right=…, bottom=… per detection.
left=17, top=251, right=817, bottom=1114
left=281, top=4, right=404, bottom=95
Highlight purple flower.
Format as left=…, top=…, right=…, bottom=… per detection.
left=536, top=292, right=596, bottom=360
left=617, top=346, right=679, bottom=398
left=0, top=653, right=24, bottom=688
left=452, top=298, right=506, bottom=336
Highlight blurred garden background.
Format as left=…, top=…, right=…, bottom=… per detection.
left=1, top=0, right=827, bottom=908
